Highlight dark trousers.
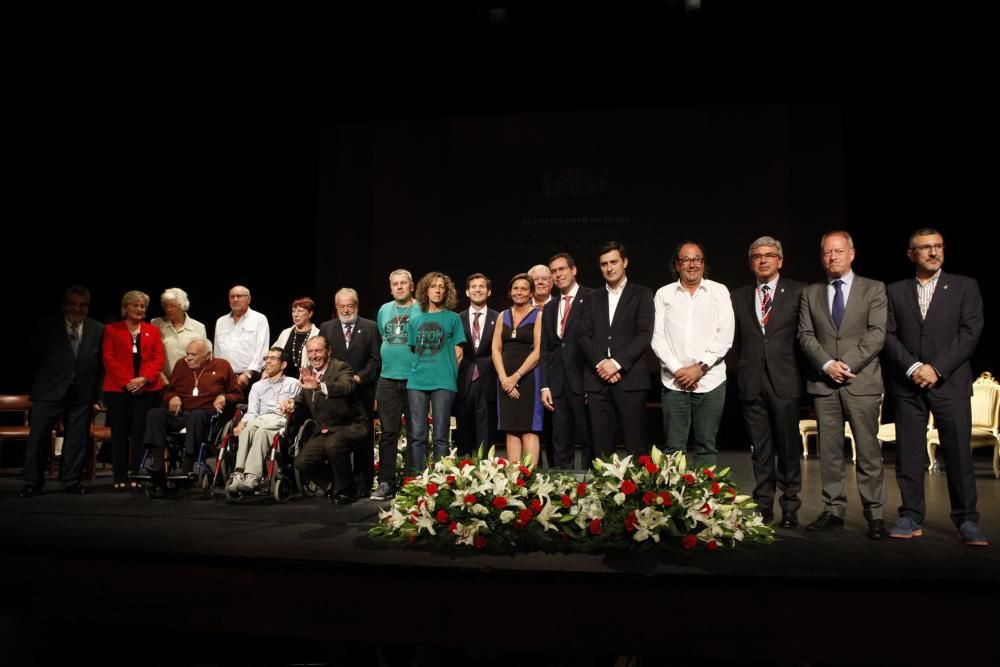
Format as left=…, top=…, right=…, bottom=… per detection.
left=551, top=389, right=592, bottom=469
left=375, top=377, right=410, bottom=487
left=24, top=386, right=89, bottom=488
left=894, top=391, right=978, bottom=527
left=588, top=385, right=649, bottom=459
left=294, top=421, right=368, bottom=495
left=105, top=390, right=161, bottom=483
left=741, top=376, right=802, bottom=517
left=454, top=377, right=492, bottom=456
left=142, top=407, right=213, bottom=471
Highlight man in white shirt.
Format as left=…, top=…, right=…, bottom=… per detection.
left=455, top=273, right=499, bottom=457
left=228, top=347, right=301, bottom=493
left=214, top=285, right=270, bottom=396
left=651, top=242, right=734, bottom=469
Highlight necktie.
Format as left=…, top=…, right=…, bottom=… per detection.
left=471, top=312, right=481, bottom=381
left=344, top=323, right=353, bottom=348
left=760, top=285, right=772, bottom=328
left=831, top=279, right=845, bottom=330
left=69, top=323, right=80, bottom=357
left=559, top=295, right=573, bottom=338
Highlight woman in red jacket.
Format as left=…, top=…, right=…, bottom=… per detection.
left=102, top=290, right=165, bottom=490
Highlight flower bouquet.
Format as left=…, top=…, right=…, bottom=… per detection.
left=369, top=446, right=773, bottom=553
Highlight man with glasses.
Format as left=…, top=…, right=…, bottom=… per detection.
left=214, top=285, right=270, bottom=397
left=798, top=231, right=888, bottom=540
left=652, top=242, right=734, bottom=469
left=227, top=347, right=301, bottom=493
left=577, top=241, right=654, bottom=459
left=730, top=237, right=805, bottom=527
left=883, top=229, right=987, bottom=546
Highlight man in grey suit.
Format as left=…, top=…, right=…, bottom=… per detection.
left=19, top=286, right=104, bottom=497
left=883, top=229, right=987, bottom=546
left=798, top=231, right=889, bottom=540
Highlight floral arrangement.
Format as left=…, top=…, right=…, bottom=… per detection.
left=369, top=446, right=773, bottom=552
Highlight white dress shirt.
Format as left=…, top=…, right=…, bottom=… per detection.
left=214, top=307, right=270, bottom=374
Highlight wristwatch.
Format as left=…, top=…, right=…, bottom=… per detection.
left=698, top=361, right=709, bottom=373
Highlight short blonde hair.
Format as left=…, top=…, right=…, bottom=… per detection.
left=120, top=290, right=150, bottom=317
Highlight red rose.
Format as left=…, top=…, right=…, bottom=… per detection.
left=707, top=539, right=718, bottom=551
left=643, top=461, right=660, bottom=474
left=514, top=519, right=525, bottom=529
left=638, top=455, right=651, bottom=466
left=436, top=509, right=449, bottom=524
left=588, top=518, right=603, bottom=536
left=530, top=498, right=542, bottom=513
left=642, top=491, right=656, bottom=506
left=448, top=520, right=458, bottom=534
left=492, top=496, right=508, bottom=509
left=576, top=482, right=587, bottom=497
left=404, top=476, right=415, bottom=486
left=446, top=475, right=456, bottom=486
left=374, top=462, right=381, bottom=472
left=497, top=457, right=508, bottom=467
left=682, top=534, right=697, bottom=550
left=624, top=511, right=638, bottom=532
left=515, top=477, right=526, bottom=487
left=460, top=459, right=473, bottom=470
left=711, top=482, right=721, bottom=496
left=518, top=508, right=533, bottom=524
left=463, top=494, right=477, bottom=505
left=703, top=468, right=716, bottom=480
left=561, top=495, right=572, bottom=508
left=426, top=482, right=439, bottom=495
left=658, top=492, right=672, bottom=506
left=701, top=503, right=712, bottom=516
left=727, top=486, right=736, bottom=497
left=683, top=474, right=696, bottom=486
left=473, top=535, right=487, bottom=550
left=620, top=479, right=637, bottom=495
left=519, top=466, right=531, bottom=477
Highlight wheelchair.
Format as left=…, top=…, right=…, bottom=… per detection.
left=131, top=408, right=236, bottom=499
left=223, top=417, right=320, bottom=504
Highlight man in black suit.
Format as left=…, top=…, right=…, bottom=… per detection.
left=319, top=288, right=381, bottom=496
left=730, top=236, right=806, bottom=527
left=540, top=252, right=594, bottom=469
left=577, top=241, right=654, bottom=459
left=454, top=273, right=499, bottom=455
left=19, top=286, right=104, bottom=497
left=883, top=228, right=987, bottom=546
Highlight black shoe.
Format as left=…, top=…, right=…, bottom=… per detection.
left=324, top=486, right=335, bottom=500
left=356, top=484, right=372, bottom=499
left=867, top=519, right=887, bottom=540
left=371, top=483, right=395, bottom=501
left=806, top=512, right=844, bottom=532
left=331, top=492, right=355, bottom=505
left=760, top=511, right=774, bottom=525
left=63, top=483, right=89, bottom=495
left=17, top=484, right=41, bottom=498
left=779, top=514, right=800, bottom=529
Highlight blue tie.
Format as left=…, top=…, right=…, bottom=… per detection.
left=831, top=279, right=845, bottom=330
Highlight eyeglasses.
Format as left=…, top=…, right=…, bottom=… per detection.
left=911, top=242, right=944, bottom=253
left=676, top=257, right=704, bottom=266
left=263, top=355, right=283, bottom=362
left=750, top=252, right=780, bottom=262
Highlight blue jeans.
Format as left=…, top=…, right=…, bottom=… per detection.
left=406, top=389, right=456, bottom=471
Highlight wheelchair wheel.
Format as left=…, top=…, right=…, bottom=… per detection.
left=273, top=477, right=291, bottom=503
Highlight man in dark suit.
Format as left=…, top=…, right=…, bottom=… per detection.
left=286, top=336, right=369, bottom=505
left=19, top=286, right=104, bottom=497
left=319, top=288, right=381, bottom=496
left=730, top=236, right=806, bottom=528
left=541, top=252, right=594, bottom=469
left=454, top=273, right=499, bottom=455
left=577, top=241, right=654, bottom=459
left=798, top=230, right=888, bottom=540
left=883, top=228, right=987, bottom=546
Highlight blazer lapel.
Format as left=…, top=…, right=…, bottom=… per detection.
left=747, top=285, right=763, bottom=336
left=922, top=271, right=948, bottom=323
left=609, top=283, right=631, bottom=329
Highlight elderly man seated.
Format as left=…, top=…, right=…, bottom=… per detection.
left=228, top=346, right=300, bottom=493
left=280, top=336, right=369, bottom=505
left=141, top=338, right=242, bottom=477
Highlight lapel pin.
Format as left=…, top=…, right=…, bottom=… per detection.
left=943, top=284, right=949, bottom=290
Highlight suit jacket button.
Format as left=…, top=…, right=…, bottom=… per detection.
left=561, top=342, right=566, bottom=348
left=607, top=336, right=612, bottom=340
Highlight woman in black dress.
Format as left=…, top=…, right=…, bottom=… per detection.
left=491, top=273, right=543, bottom=466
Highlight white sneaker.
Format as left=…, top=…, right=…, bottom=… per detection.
left=237, top=472, right=259, bottom=492
left=227, top=471, right=245, bottom=490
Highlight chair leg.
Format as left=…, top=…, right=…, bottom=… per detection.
left=801, top=433, right=809, bottom=459
left=926, top=441, right=937, bottom=473
left=993, top=442, right=999, bottom=479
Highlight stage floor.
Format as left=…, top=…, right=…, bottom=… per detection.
left=1, top=448, right=998, bottom=665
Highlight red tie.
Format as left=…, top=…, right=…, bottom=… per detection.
left=559, top=295, right=573, bottom=338
left=760, top=285, right=772, bottom=328
left=471, top=312, right=481, bottom=381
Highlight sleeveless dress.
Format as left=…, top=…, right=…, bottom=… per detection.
left=497, top=307, right=544, bottom=433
